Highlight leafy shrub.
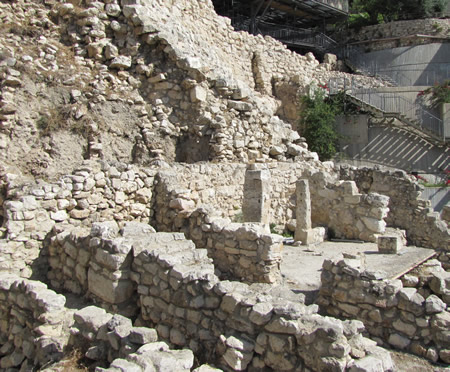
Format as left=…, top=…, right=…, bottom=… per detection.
left=349, top=0, right=449, bottom=26
left=418, top=80, right=450, bottom=107
left=298, top=89, right=340, bottom=161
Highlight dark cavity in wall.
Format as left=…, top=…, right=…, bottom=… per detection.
left=175, top=134, right=211, bottom=163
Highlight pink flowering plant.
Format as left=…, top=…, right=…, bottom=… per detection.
left=417, top=80, right=450, bottom=107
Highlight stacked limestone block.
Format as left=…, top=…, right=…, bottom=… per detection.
left=153, top=164, right=247, bottom=225
left=126, top=224, right=394, bottom=371
left=48, top=226, right=91, bottom=294
left=345, top=18, right=450, bottom=51
left=340, top=166, right=450, bottom=265
left=0, top=240, right=36, bottom=278
left=0, top=169, right=55, bottom=277
left=52, top=0, right=384, bottom=166
left=42, top=220, right=396, bottom=370
left=318, top=257, right=450, bottom=363
left=53, top=0, right=315, bottom=165
left=1, top=161, right=154, bottom=244
left=0, top=274, right=72, bottom=370
left=186, top=208, right=283, bottom=284
left=56, top=161, right=155, bottom=225
left=72, top=306, right=159, bottom=364
left=322, top=181, right=390, bottom=242
left=1, top=160, right=155, bottom=278
left=70, top=305, right=213, bottom=371
left=289, top=170, right=391, bottom=242
left=98, top=343, right=195, bottom=372
left=152, top=171, right=283, bottom=284
left=87, top=221, right=137, bottom=313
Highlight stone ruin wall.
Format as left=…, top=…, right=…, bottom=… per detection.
left=0, top=272, right=206, bottom=371
left=344, top=18, right=450, bottom=51
left=0, top=1, right=448, bottom=371
left=318, top=256, right=450, bottom=364
left=152, top=161, right=391, bottom=242
left=0, top=221, right=396, bottom=371
left=1, top=160, right=448, bottom=283
left=0, top=275, right=71, bottom=370
left=339, top=166, right=450, bottom=266
left=50, top=0, right=385, bottom=166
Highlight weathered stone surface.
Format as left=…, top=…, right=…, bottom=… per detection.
left=110, top=56, right=132, bottom=69
left=129, top=327, right=158, bottom=344
left=388, top=333, right=410, bottom=349
left=74, top=306, right=113, bottom=332
left=426, top=295, right=447, bottom=314
left=348, top=355, right=384, bottom=372
left=378, top=235, right=403, bottom=254
left=88, top=269, right=134, bottom=304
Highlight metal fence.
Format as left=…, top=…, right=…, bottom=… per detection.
left=258, top=23, right=338, bottom=51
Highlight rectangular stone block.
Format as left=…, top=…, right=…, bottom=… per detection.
left=88, top=268, right=134, bottom=304
left=295, top=227, right=325, bottom=246
left=378, top=235, right=403, bottom=254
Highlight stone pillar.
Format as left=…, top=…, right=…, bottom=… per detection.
left=295, top=179, right=325, bottom=245
left=242, top=164, right=270, bottom=224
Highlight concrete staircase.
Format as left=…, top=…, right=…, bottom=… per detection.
left=329, top=77, right=448, bottom=146
left=345, top=93, right=446, bottom=145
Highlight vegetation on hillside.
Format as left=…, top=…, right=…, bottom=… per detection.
left=298, top=87, right=367, bottom=161
left=348, top=0, right=449, bottom=27
left=298, top=88, right=340, bottom=161
left=418, top=80, right=450, bottom=107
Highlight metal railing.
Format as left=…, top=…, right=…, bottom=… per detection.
left=329, top=77, right=445, bottom=140
left=343, top=44, right=450, bottom=86
left=315, top=0, right=349, bottom=12
left=258, top=23, right=338, bottom=51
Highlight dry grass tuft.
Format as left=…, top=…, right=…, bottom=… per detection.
left=39, top=349, right=89, bottom=372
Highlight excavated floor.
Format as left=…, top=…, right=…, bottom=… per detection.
left=281, top=241, right=436, bottom=294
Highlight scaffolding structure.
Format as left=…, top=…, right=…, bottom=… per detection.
left=212, top=0, right=348, bottom=55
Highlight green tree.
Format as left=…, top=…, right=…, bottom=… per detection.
left=298, top=89, right=340, bottom=161
left=349, top=0, right=448, bottom=25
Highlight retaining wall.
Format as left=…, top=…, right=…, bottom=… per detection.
left=0, top=274, right=71, bottom=370
left=318, top=256, right=450, bottom=364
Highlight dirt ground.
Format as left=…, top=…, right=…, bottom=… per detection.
left=391, top=350, right=450, bottom=371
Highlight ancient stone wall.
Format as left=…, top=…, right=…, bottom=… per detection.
left=53, top=0, right=325, bottom=165
left=153, top=162, right=390, bottom=242
left=0, top=274, right=71, bottom=370
left=71, top=305, right=197, bottom=371
left=50, top=0, right=385, bottom=168
left=318, top=256, right=450, bottom=364
left=305, top=170, right=391, bottom=242
left=339, top=166, right=450, bottom=265
left=344, top=18, right=450, bottom=51
left=2, top=161, right=446, bottom=283
left=55, top=222, right=394, bottom=371
left=0, top=279, right=200, bottom=371
left=185, top=209, right=283, bottom=284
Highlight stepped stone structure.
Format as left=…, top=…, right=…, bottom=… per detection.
left=0, top=0, right=448, bottom=370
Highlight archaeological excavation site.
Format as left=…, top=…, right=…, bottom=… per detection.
left=0, top=0, right=449, bottom=370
